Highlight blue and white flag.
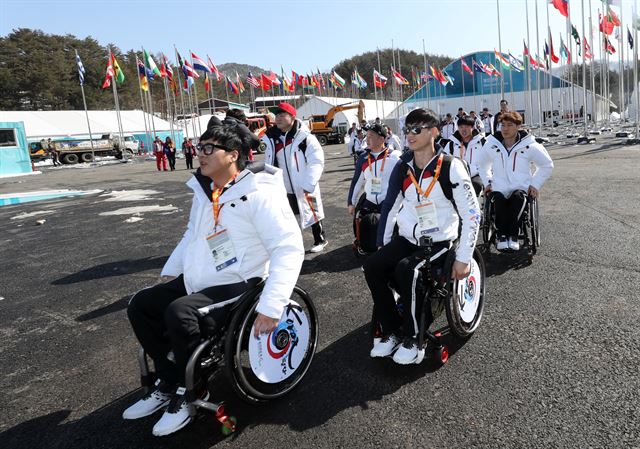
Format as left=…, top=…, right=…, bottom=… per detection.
left=76, top=52, right=85, bottom=86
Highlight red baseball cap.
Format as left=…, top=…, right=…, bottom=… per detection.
left=275, top=102, right=297, bottom=117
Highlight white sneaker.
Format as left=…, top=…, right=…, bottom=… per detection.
left=122, top=379, right=172, bottom=420
left=508, top=237, right=520, bottom=251
left=152, top=387, right=209, bottom=437
left=370, top=334, right=400, bottom=358
left=309, top=240, right=328, bottom=253
left=496, top=236, right=509, bottom=251
left=392, top=339, right=423, bottom=365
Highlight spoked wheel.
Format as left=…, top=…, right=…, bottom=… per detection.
left=530, top=198, right=540, bottom=252
left=446, top=248, right=486, bottom=338
left=224, top=286, right=318, bottom=404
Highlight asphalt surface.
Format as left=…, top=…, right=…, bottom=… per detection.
left=0, top=138, right=639, bottom=449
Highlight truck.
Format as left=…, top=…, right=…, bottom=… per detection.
left=29, top=134, right=134, bottom=164
left=308, top=100, right=365, bottom=146
left=246, top=113, right=273, bottom=153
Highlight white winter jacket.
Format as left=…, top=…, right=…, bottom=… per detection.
left=445, top=130, right=486, bottom=177
left=478, top=130, right=554, bottom=197
left=160, top=165, right=305, bottom=319
left=263, top=120, right=325, bottom=229
left=347, top=147, right=402, bottom=206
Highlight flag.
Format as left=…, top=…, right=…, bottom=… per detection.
left=551, top=0, right=569, bottom=17
left=442, top=70, right=455, bottom=85
left=183, top=60, right=200, bottom=79
left=607, top=8, right=621, bottom=26
left=112, top=53, right=125, bottom=84
left=420, top=71, right=431, bottom=84
left=247, top=71, right=260, bottom=88
left=281, top=67, right=294, bottom=92
left=472, top=59, right=487, bottom=73
left=226, top=75, right=239, bottom=95
left=560, top=37, right=571, bottom=64
left=353, top=68, right=367, bottom=88
left=236, top=72, right=245, bottom=93
left=260, top=73, right=273, bottom=91
left=136, top=57, right=149, bottom=91
left=207, top=56, right=221, bottom=81
left=332, top=71, right=346, bottom=88
left=508, top=53, right=524, bottom=72
left=430, top=66, right=447, bottom=85
left=316, top=69, right=326, bottom=89
left=600, top=12, right=615, bottom=35
left=392, top=67, right=410, bottom=85
left=488, top=63, right=502, bottom=77
left=461, top=58, right=473, bottom=75
left=373, top=69, right=388, bottom=88
left=144, top=49, right=161, bottom=78
left=604, top=36, right=617, bottom=54
left=629, top=27, right=634, bottom=49
left=75, top=52, right=85, bottom=86
left=494, top=50, right=511, bottom=69
left=571, top=25, right=581, bottom=46
left=584, top=37, right=593, bottom=58
left=191, top=52, right=210, bottom=73
left=204, top=73, right=211, bottom=92
left=550, top=35, right=560, bottom=63
left=102, top=53, right=115, bottom=89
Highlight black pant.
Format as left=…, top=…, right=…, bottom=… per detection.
left=127, top=275, right=259, bottom=385
left=492, top=190, right=527, bottom=238
left=363, top=237, right=450, bottom=338
left=167, top=154, right=176, bottom=170
left=287, top=193, right=325, bottom=245
left=471, top=175, right=483, bottom=196
left=185, top=154, right=193, bottom=170
left=51, top=153, right=59, bottom=166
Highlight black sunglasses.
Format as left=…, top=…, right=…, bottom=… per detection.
left=196, top=143, right=232, bottom=155
left=402, top=125, right=432, bottom=135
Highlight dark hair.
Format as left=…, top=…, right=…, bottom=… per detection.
left=457, top=114, right=475, bottom=127
left=500, top=111, right=523, bottom=125
left=226, top=108, right=248, bottom=125
left=405, top=108, right=439, bottom=128
left=199, top=124, right=250, bottom=170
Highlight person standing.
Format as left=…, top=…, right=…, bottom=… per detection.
left=440, top=114, right=456, bottom=139
left=183, top=138, right=195, bottom=170
left=153, top=137, right=168, bottom=172
left=492, top=99, right=510, bottom=133
left=469, top=110, right=485, bottom=135
left=385, top=126, right=403, bottom=153
left=263, top=102, right=328, bottom=253
left=165, top=137, right=176, bottom=171
left=444, top=115, right=485, bottom=195
left=480, top=108, right=494, bottom=135
left=47, top=138, right=60, bottom=167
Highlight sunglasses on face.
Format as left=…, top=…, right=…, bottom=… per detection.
left=196, top=143, right=232, bottom=155
left=402, top=125, right=432, bottom=135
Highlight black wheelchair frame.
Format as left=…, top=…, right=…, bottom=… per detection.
left=373, top=237, right=486, bottom=365
left=481, top=192, right=540, bottom=262
left=137, top=281, right=318, bottom=434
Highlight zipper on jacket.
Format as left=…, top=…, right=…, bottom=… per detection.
left=294, top=151, right=299, bottom=171
left=512, top=151, right=518, bottom=171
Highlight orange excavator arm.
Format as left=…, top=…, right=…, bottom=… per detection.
left=324, top=100, right=365, bottom=127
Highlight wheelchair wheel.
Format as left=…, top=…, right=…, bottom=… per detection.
left=530, top=198, right=540, bottom=251
left=224, top=286, right=318, bottom=404
left=481, top=193, right=494, bottom=248
left=446, top=248, right=486, bottom=338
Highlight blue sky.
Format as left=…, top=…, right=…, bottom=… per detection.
left=0, top=0, right=636, bottom=72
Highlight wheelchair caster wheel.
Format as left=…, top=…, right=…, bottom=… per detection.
left=433, top=345, right=449, bottom=366
left=215, top=404, right=237, bottom=435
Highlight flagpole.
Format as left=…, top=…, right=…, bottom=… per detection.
left=75, top=49, right=95, bottom=162
left=634, top=0, right=639, bottom=136
left=508, top=54, right=514, bottom=107
left=619, top=4, right=625, bottom=123
left=525, top=0, right=534, bottom=125
left=161, top=54, right=175, bottom=144
left=534, top=0, right=544, bottom=128
left=109, top=47, right=125, bottom=149
left=377, top=48, right=386, bottom=118
left=142, top=47, right=158, bottom=140
left=580, top=0, right=589, bottom=135
left=496, top=0, right=505, bottom=97
left=546, top=1, right=555, bottom=127
left=135, top=55, right=151, bottom=153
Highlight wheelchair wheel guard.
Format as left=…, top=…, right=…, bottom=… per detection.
left=224, top=286, right=318, bottom=403
left=446, top=248, right=486, bottom=338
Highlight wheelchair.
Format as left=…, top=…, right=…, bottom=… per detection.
left=136, top=281, right=318, bottom=435
left=481, top=191, right=540, bottom=263
left=372, top=237, right=486, bottom=365
left=352, top=195, right=381, bottom=257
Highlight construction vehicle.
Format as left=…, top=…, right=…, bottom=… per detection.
left=246, top=113, right=273, bottom=153
left=308, top=100, right=365, bottom=146
left=28, top=134, right=133, bottom=164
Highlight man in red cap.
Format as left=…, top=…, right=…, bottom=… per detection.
left=263, top=102, right=328, bottom=252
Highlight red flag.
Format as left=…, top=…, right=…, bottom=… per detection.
left=204, top=73, right=211, bottom=92
left=227, top=76, right=239, bottom=95
left=550, top=35, right=560, bottom=64
left=260, top=73, right=272, bottom=91
left=584, top=37, right=593, bottom=59
left=599, top=13, right=615, bottom=35
left=102, top=52, right=115, bottom=89
left=461, top=59, right=473, bottom=75
left=551, top=0, right=569, bottom=18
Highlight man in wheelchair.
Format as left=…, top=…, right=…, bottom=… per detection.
left=478, top=111, right=553, bottom=251
left=347, top=123, right=402, bottom=254
left=123, top=123, right=304, bottom=436
left=363, top=108, right=481, bottom=365
left=442, top=114, right=485, bottom=196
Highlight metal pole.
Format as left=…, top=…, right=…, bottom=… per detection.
left=76, top=50, right=95, bottom=161
left=535, top=0, right=544, bottom=128
left=581, top=0, right=589, bottom=134
left=135, top=55, right=151, bottom=153
left=496, top=0, right=505, bottom=97
left=526, top=0, right=535, bottom=124
left=546, top=1, right=555, bottom=126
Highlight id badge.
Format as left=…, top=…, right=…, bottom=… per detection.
left=367, top=177, right=383, bottom=195
left=415, top=201, right=440, bottom=235
left=206, top=229, right=238, bottom=271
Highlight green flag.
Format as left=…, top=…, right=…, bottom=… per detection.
left=144, top=49, right=161, bottom=78
left=112, top=53, right=125, bottom=84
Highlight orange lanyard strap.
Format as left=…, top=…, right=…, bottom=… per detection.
left=368, top=149, right=389, bottom=175
left=408, top=154, right=444, bottom=200
left=211, top=173, right=239, bottom=227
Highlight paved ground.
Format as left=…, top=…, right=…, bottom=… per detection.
left=0, top=139, right=639, bottom=449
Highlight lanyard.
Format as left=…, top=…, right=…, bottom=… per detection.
left=368, top=149, right=389, bottom=175
left=211, top=173, right=239, bottom=228
left=408, top=154, right=444, bottom=200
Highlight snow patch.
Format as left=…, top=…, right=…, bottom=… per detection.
left=124, top=216, right=144, bottom=223
left=0, top=171, right=43, bottom=179
left=10, top=210, right=55, bottom=220
left=100, top=190, right=161, bottom=202
left=99, top=205, right=177, bottom=216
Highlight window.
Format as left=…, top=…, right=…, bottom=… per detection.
left=0, top=129, right=17, bottom=147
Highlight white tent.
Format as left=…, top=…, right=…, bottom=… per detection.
left=0, top=110, right=173, bottom=139
left=295, top=96, right=398, bottom=133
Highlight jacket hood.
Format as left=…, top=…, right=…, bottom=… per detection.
left=486, top=129, right=534, bottom=149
